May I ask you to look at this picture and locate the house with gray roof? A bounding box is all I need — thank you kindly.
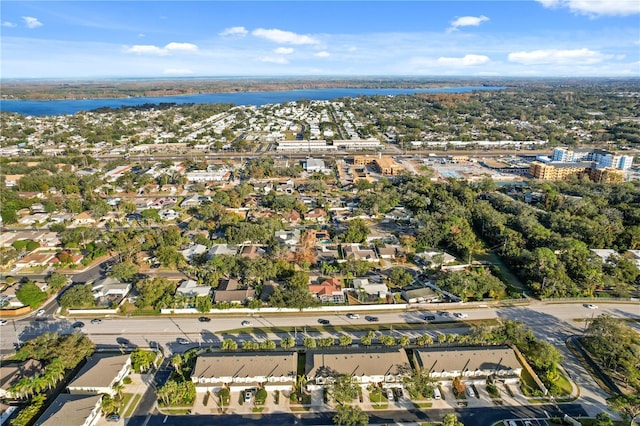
[91,277,131,299]
[176,279,212,298]
[191,352,297,392]
[34,394,101,426]
[413,346,522,385]
[0,359,43,399]
[67,354,131,396]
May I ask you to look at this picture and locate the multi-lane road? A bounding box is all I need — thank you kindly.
[4,300,637,356]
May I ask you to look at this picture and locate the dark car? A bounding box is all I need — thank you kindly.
[365,316,379,322]
[116,337,130,345]
[423,315,436,321]
[198,316,211,322]
[317,319,330,325]
[72,321,85,328]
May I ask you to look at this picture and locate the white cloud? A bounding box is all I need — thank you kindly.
[508,48,610,65]
[124,42,198,55]
[125,45,168,55]
[449,15,489,31]
[436,54,490,66]
[163,68,194,75]
[274,47,294,55]
[219,26,248,37]
[165,42,198,52]
[535,0,639,16]
[260,56,289,64]
[22,16,43,29]
[2,21,17,28]
[314,51,330,58]
[253,28,319,45]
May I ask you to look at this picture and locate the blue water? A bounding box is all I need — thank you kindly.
[0,86,503,116]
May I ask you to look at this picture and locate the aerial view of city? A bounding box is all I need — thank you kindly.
[0,1,639,426]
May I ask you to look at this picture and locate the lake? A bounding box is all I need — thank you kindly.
[0,86,504,116]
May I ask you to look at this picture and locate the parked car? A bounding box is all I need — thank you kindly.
[422,315,436,321]
[346,313,359,319]
[241,320,252,327]
[433,388,442,400]
[244,390,253,403]
[466,386,476,398]
[198,316,211,322]
[90,318,102,324]
[365,316,379,322]
[453,312,468,318]
[176,338,190,345]
[386,388,394,401]
[318,319,330,325]
[106,414,120,422]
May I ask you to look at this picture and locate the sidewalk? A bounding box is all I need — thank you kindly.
[94,373,150,425]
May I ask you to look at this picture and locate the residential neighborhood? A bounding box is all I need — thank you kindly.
[1,83,639,426]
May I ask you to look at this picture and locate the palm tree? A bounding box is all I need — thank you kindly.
[171,354,183,377]
[112,382,125,401]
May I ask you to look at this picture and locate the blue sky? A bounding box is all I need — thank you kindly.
[1,1,639,79]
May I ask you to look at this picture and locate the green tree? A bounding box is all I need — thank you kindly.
[443,413,465,426]
[388,267,413,288]
[331,374,359,404]
[338,335,353,346]
[221,338,238,351]
[342,218,369,243]
[332,404,369,426]
[608,394,640,426]
[403,370,435,399]
[59,284,94,309]
[303,337,317,349]
[108,261,139,281]
[280,337,295,349]
[195,296,213,313]
[16,281,47,309]
[46,273,68,292]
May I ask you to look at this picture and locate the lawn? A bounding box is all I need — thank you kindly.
[369,388,389,409]
[551,370,573,396]
[222,319,500,336]
[520,368,543,397]
[117,393,134,415]
[123,394,142,418]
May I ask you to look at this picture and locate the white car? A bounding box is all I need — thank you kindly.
[453,312,468,318]
[386,388,394,401]
[585,304,598,309]
[241,320,252,327]
[0,320,7,326]
[176,338,190,345]
[36,309,46,317]
[466,386,476,398]
[346,313,359,319]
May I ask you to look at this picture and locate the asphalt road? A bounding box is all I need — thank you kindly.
[4,302,639,355]
[124,404,586,426]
